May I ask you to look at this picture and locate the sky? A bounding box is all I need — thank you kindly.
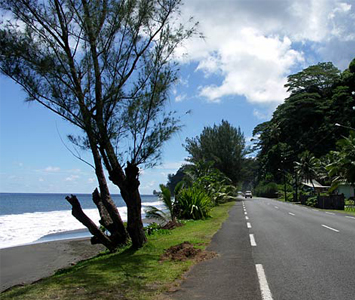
[0,0,354,195]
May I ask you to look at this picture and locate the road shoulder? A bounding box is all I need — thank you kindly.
[167,200,261,300]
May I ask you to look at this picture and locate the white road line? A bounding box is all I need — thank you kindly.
[288,212,295,216]
[345,216,355,220]
[249,234,257,246]
[274,206,279,209]
[322,224,339,232]
[245,216,249,220]
[256,264,273,300]
[247,222,252,228]
[325,212,335,215]
[244,211,248,215]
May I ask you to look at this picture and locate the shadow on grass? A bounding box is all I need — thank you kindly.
[2,245,162,300]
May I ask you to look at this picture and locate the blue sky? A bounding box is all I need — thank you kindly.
[1,0,354,194]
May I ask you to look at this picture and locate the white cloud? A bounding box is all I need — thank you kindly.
[175,94,187,102]
[45,166,60,172]
[253,109,271,121]
[176,0,354,104]
[65,175,79,181]
[198,28,304,104]
[157,161,184,170]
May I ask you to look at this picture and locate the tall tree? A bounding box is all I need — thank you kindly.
[184,120,246,184]
[0,0,197,249]
[327,131,355,186]
[253,59,355,182]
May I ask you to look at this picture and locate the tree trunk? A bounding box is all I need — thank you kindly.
[92,189,128,246]
[120,162,147,249]
[66,195,116,252]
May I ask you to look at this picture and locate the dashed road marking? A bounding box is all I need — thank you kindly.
[322,224,339,232]
[247,222,252,228]
[345,216,355,220]
[274,206,279,209]
[244,211,248,215]
[245,216,249,220]
[256,264,273,300]
[288,212,295,216]
[249,234,257,246]
[325,212,335,215]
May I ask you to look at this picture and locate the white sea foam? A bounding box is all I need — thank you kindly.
[0,201,164,249]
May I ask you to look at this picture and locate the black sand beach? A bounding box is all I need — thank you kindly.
[0,238,105,292]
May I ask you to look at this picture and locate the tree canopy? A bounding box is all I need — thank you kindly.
[0,0,197,249]
[253,59,355,182]
[184,120,247,184]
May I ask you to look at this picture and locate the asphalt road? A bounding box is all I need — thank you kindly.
[170,198,355,300]
[246,197,355,300]
[171,199,261,300]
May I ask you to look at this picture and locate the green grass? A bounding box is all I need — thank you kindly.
[2,201,235,300]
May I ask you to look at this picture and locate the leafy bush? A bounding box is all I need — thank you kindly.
[175,186,212,220]
[144,223,171,236]
[306,196,318,207]
[254,182,279,198]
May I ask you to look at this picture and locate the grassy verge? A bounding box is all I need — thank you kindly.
[2,201,235,300]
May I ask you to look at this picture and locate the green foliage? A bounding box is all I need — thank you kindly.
[175,186,212,220]
[145,184,177,224]
[327,131,355,186]
[285,62,341,96]
[295,151,319,185]
[306,196,318,207]
[254,181,279,198]
[144,223,171,236]
[253,59,354,182]
[185,120,247,184]
[180,161,237,205]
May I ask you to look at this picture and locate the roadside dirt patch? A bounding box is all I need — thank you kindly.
[161,242,218,262]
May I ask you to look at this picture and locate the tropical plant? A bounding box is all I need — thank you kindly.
[145,184,177,224]
[175,186,212,220]
[295,151,319,191]
[327,131,355,187]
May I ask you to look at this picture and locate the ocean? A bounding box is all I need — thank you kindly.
[0,193,162,249]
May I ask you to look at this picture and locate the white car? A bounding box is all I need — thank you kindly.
[245,191,253,198]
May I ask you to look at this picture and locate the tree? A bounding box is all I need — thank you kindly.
[295,151,319,192]
[327,131,355,186]
[0,0,197,249]
[166,165,189,195]
[184,120,246,184]
[285,62,341,96]
[253,59,354,182]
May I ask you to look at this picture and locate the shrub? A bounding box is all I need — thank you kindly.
[254,182,279,198]
[306,196,318,207]
[175,186,212,220]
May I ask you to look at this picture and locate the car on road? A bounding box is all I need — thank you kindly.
[245,191,253,198]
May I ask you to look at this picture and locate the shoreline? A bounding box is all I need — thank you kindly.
[0,218,158,250]
[0,219,159,292]
[0,237,105,292]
